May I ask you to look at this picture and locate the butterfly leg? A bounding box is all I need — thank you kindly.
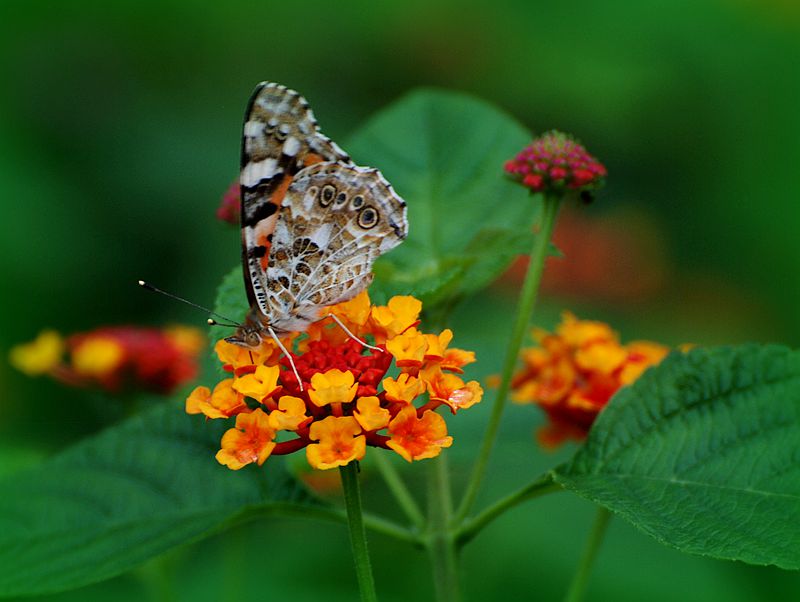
[267,327,305,392]
[325,313,383,353]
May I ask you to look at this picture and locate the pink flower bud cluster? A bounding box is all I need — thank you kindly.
[505,131,606,194]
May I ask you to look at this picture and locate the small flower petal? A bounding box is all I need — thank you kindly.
[187,378,248,419]
[233,365,281,402]
[306,416,366,470]
[216,409,276,470]
[308,369,358,406]
[354,396,391,431]
[370,296,422,341]
[386,328,428,368]
[382,373,426,404]
[387,406,453,462]
[269,395,311,431]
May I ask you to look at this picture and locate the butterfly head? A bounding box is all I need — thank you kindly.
[225,327,262,348]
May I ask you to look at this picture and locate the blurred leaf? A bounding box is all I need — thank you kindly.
[554,345,800,570]
[210,265,248,349]
[0,401,322,597]
[346,88,537,313]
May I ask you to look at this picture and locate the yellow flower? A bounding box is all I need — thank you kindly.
[308,369,358,407]
[382,373,425,404]
[216,409,276,470]
[233,365,281,402]
[269,395,311,431]
[386,327,428,368]
[9,330,64,376]
[387,405,453,462]
[214,339,279,373]
[306,416,366,470]
[369,296,422,341]
[354,396,391,431]
[71,337,125,378]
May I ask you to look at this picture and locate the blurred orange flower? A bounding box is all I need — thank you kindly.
[511,312,670,448]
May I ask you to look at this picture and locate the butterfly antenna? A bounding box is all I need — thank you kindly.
[138,280,242,327]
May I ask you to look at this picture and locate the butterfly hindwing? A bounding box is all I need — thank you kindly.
[240,82,352,313]
[263,162,408,333]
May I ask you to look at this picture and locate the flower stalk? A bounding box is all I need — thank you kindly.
[427,453,461,602]
[456,192,563,523]
[563,506,612,602]
[340,462,379,602]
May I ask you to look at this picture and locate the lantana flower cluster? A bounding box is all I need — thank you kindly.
[504,130,607,194]
[10,326,204,394]
[187,291,482,471]
[511,312,669,448]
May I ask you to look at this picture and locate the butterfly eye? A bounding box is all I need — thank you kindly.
[320,185,336,206]
[350,195,365,209]
[358,206,379,229]
[335,192,348,206]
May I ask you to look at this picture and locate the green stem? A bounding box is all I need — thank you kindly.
[456,473,561,546]
[563,507,612,602]
[455,193,563,523]
[340,462,379,602]
[373,451,426,532]
[427,452,461,602]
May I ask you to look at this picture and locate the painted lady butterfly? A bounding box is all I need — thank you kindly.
[227,82,408,359]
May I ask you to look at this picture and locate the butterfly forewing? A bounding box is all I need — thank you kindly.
[240,82,352,313]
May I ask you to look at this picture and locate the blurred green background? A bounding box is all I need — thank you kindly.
[2,0,799,600]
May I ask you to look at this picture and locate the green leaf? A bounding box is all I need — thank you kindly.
[0,401,322,597]
[553,345,800,570]
[346,88,537,311]
[210,265,248,345]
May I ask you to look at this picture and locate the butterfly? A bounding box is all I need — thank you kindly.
[225,82,408,366]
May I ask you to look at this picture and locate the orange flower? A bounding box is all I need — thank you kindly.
[188,292,480,470]
[387,405,453,462]
[186,379,248,419]
[512,312,671,448]
[306,416,366,470]
[216,409,276,470]
[422,367,484,413]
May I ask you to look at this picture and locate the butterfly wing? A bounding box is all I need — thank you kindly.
[263,162,408,333]
[240,82,352,313]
